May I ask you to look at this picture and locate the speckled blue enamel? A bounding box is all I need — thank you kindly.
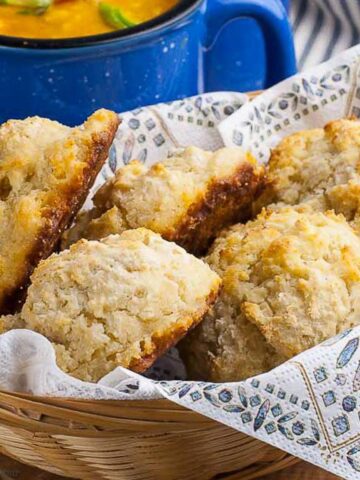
[0,0,296,125]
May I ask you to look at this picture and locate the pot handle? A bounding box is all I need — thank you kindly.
[204,0,297,89]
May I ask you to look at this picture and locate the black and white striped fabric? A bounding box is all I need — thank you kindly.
[290,0,360,70]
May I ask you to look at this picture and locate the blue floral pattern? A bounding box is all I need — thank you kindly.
[155,325,360,479]
[158,377,322,446]
[219,45,360,164]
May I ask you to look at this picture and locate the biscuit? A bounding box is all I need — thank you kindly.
[61,206,126,248]
[19,229,221,382]
[0,109,119,314]
[62,146,265,254]
[180,296,286,382]
[0,314,24,333]
[180,206,360,380]
[257,119,360,225]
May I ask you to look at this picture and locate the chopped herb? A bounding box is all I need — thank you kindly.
[0,0,51,7]
[17,6,48,14]
[99,2,136,30]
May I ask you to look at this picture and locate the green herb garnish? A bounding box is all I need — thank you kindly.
[17,6,48,14]
[99,2,136,29]
[0,0,51,6]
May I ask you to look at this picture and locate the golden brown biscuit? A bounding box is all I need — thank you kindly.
[0,314,24,333]
[0,109,120,314]
[62,146,265,254]
[180,296,286,382]
[18,229,221,382]
[61,206,126,248]
[257,119,360,226]
[180,206,360,381]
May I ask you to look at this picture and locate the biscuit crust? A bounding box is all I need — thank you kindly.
[19,229,221,382]
[180,205,360,381]
[257,118,360,224]
[180,297,286,382]
[165,161,264,254]
[61,206,126,249]
[0,109,119,314]
[62,146,265,255]
[129,285,219,373]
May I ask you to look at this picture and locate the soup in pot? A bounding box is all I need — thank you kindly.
[0,0,179,39]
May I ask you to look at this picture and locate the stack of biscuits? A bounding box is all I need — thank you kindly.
[1,110,360,384]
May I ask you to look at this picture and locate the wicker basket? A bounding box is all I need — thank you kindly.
[0,90,299,479]
[0,391,298,479]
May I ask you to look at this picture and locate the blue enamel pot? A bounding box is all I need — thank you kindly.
[0,0,296,125]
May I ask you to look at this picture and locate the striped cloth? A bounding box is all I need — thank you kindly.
[290,0,360,70]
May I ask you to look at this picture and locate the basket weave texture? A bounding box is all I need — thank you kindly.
[0,90,299,479]
[0,392,298,479]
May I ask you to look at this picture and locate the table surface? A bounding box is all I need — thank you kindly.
[0,455,340,479]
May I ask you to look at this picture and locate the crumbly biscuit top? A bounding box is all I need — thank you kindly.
[0,314,24,333]
[181,293,286,382]
[93,146,260,236]
[0,109,119,312]
[263,119,360,217]
[21,229,220,381]
[61,206,126,249]
[0,109,117,198]
[207,206,360,358]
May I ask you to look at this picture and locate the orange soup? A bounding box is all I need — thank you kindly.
[0,0,179,39]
